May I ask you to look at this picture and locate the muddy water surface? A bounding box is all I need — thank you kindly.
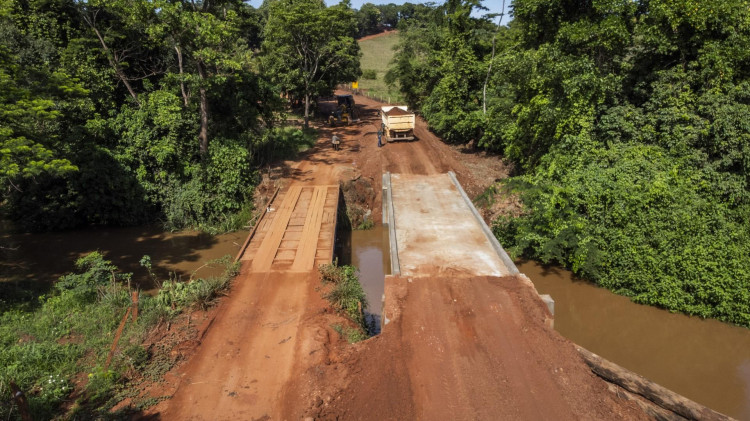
[1,225,249,293]
[347,225,390,333]
[518,260,750,420]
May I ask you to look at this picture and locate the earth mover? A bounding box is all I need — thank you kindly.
[380,105,415,142]
[329,94,357,126]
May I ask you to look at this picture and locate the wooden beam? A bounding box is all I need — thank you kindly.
[577,347,732,421]
[292,186,328,272]
[251,186,303,272]
[235,187,280,262]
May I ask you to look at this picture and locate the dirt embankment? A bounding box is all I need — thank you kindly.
[283,274,648,420]
[357,30,398,42]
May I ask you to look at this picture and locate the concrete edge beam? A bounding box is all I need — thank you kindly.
[447,171,519,275]
[384,172,401,275]
[539,294,555,317]
[382,173,389,225]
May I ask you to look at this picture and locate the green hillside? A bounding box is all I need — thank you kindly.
[357,32,404,103]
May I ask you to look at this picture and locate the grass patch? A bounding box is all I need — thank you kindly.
[357,32,404,103]
[331,323,368,343]
[0,252,239,419]
[319,263,368,328]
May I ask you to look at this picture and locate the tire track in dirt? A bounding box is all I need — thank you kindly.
[160,271,311,420]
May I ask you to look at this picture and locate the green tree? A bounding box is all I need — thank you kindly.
[379,3,400,28]
[261,0,361,128]
[146,0,254,155]
[0,17,78,193]
[356,3,381,37]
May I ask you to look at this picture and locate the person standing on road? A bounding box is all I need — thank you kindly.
[377,124,384,148]
[331,134,341,150]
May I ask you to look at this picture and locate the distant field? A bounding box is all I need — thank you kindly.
[357,31,404,103]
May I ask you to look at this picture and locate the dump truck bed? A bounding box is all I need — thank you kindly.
[381,106,416,141]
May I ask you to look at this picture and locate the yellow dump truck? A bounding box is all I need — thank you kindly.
[380,106,415,142]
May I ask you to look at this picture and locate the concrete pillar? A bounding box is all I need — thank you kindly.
[540,294,554,316]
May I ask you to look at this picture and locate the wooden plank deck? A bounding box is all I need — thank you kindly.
[243,185,339,273]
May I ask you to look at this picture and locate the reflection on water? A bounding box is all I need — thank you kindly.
[345,225,390,334]
[518,260,750,420]
[1,225,249,294]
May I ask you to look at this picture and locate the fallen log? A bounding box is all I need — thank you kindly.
[576,346,733,421]
[606,383,687,421]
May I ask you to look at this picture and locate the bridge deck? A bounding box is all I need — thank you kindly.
[390,173,511,277]
[242,185,338,272]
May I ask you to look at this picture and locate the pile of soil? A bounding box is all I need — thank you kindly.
[283,274,648,420]
[341,176,377,228]
[384,106,411,116]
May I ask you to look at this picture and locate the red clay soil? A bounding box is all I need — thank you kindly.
[384,106,411,116]
[282,275,648,420]
[357,30,398,42]
[134,92,647,420]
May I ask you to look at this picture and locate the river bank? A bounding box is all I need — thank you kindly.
[519,260,750,420]
[1,225,249,296]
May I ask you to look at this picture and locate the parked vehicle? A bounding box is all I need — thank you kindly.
[380,106,415,142]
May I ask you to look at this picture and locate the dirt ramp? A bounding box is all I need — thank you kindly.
[311,274,647,420]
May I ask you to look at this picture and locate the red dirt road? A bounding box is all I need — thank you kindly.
[161,271,311,420]
[147,92,647,420]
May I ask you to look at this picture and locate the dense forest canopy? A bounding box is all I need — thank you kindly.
[0,0,360,232]
[386,0,750,326]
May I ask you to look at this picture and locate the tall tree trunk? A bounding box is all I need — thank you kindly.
[82,13,140,106]
[175,45,189,107]
[304,93,310,129]
[197,61,209,155]
[482,0,505,115]
[482,33,496,115]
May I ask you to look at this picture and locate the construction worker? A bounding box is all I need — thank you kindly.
[331,134,341,150]
[377,125,383,147]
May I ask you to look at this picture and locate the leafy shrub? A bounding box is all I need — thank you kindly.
[154,256,239,313]
[361,69,377,80]
[495,144,750,326]
[319,263,368,327]
[252,126,317,165]
[162,139,255,233]
[0,253,132,419]
[0,253,240,419]
[331,323,368,343]
[56,252,131,303]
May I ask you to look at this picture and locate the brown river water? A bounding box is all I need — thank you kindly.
[340,225,391,333]
[3,223,748,419]
[518,260,750,420]
[0,225,249,294]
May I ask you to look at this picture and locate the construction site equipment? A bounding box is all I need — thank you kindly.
[381,106,415,142]
[329,94,357,126]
